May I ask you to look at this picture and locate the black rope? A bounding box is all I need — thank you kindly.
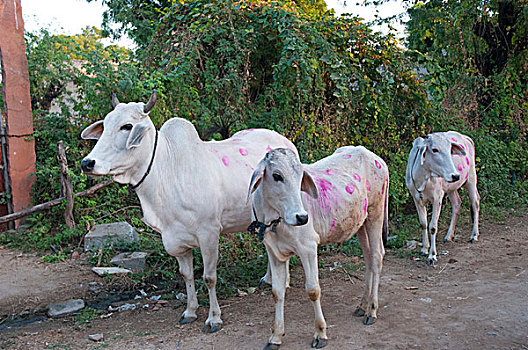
[248,206,281,241]
[131,129,159,190]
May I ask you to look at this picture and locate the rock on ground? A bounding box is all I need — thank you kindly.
[111,251,148,272]
[84,222,138,251]
[47,299,85,318]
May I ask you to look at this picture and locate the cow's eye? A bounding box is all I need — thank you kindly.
[272,173,284,182]
[120,123,133,131]
[432,148,439,153]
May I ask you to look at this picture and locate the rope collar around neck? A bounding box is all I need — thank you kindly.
[131,129,159,190]
[248,206,281,241]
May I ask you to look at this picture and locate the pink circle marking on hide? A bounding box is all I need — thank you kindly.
[466,157,470,166]
[239,148,248,156]
[342,154,352,159]
[222,156,230,167]
[266,145,272,152]
[325,169,335,176]
[345,183,356,195]
[457,164,463,172]
[375,160,382,169]
[366,179,371,192]
[317,178,333,191]
[353,173,361,182]
[363,198,368,215]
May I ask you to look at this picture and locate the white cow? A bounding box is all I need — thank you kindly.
[405,131,480,265]
[80,91,298,333]
[248,147,389,350]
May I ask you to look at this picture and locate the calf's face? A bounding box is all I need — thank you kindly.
[248,149,318,226]
[421,134,466,183]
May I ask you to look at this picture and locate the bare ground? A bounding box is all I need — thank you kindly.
[0,214,527,350]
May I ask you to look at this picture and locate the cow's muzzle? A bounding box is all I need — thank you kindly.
[81,158,96,173]
[295,214,308,226]
[448,174,460,182]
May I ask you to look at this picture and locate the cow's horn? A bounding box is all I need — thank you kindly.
[144,90,157,113]
[111,93,120,108]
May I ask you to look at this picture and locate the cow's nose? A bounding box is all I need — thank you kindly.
[81,158,96,172]
[296,214,308,226]
[451,174,460,182]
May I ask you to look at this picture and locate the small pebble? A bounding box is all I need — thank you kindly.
[88,334,104,342]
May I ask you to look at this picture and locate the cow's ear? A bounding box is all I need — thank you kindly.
[247,159,266,202]
[301,170,318,199]
[81,121,104,140]
[451,143,466,156]
[420,146,427,165]
[126,121,149,149]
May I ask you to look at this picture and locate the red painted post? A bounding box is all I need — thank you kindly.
[0,0,37,227]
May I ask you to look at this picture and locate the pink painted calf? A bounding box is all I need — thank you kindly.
[405,131,480,265]
[248,147,389,349]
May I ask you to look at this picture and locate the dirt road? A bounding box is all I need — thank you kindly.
[0,214,527,349]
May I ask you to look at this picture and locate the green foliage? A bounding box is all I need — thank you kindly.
[12,0,528,302]
[76,307,103,326]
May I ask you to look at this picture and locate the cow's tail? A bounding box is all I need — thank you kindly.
[382,179,389,247]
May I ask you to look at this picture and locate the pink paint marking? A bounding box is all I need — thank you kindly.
[451,137,458,142]
[325,169,335,176]
[231,138,242,142]
[363,198,368,215]
[457,164,463,172]
[381,181,386,195]
[239,148,248,156]
[465,172,469,180]
[345,182,356,195]
[266,145,272,152]
[342,154,352,159]
[329,218,337,234]
[316,178,334,212]
[222,156,230,167]
[335,149,344,153]
[466,157,470,166]
[353,173,361,182]
[366,179,371,192]
[375,160,382,169]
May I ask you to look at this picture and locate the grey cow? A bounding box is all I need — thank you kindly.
[405,131,480,265]
[248,147,389,349]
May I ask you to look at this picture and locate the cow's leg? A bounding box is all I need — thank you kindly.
[413,198,429,256]
[354,226,371,318]
[177,250,198,325]
[444,191,461,242]
[362,214,385,325]
[265,250,288,350]
[200,239,223,333]
[298,244,327,348]
[427,193,443,265]
[466,179,480,242]
[261,258,290,288]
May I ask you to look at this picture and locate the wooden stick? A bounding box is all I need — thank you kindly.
[0,179,114,225]
[57,141,75,229]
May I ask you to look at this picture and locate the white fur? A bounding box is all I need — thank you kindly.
[249,147,389,347]
[82,100,298,331]
[405,131,480,265]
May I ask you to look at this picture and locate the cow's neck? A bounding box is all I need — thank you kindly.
[132,132,205,231]
[411,161,431,193]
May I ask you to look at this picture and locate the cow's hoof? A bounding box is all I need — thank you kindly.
[426,257,437,266]
[264,342,281,350]
[202,322,222,334]
[258,278,271,289]
[443,237,452,243]
[363,315,377,325]
[178,315,197,325]
[353,306,365,317]
[419,250,428,256]
[468,237,478,243]
[311,336,328,348]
